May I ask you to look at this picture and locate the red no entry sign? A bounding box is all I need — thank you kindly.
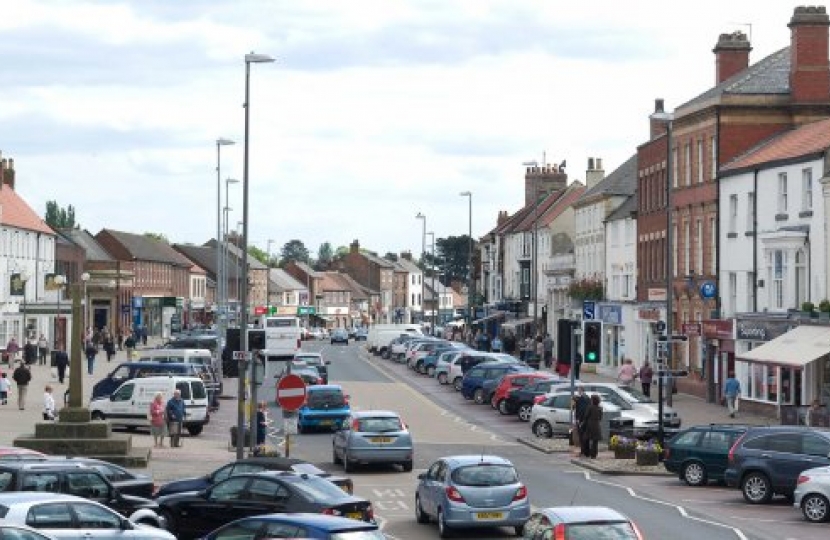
[276,374,307,411]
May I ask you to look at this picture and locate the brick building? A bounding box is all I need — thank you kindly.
[336,240,394,323]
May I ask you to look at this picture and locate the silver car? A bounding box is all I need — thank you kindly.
[0,523,56,540]
[0,492,174,539]
[530,392,622,438]
[333,410,414,472]
[415,455,530,537]
[794,465,830,523]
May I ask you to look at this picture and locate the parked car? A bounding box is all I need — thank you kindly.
[461,363,533,404]
[294,352,330,384]
[0,492,175,539]
[417,343,466,376]
[530,391,622,438]
[724,426,830,504]
[354,328,368,341]
[330,328,349,345]
[502,378,571,421]
[200,513,386,540]
[492,372,555,411]
[278,362,323,386]
[794,465,830,523]
[415,455,530,537]
[298,385,351,433]
[407,341,450,370]
[156,472,374,539]
[663,424,750,486]
[17,457,156,498]
[522,506,643,539]
[154,457,353,498]
[449,353,517,391]
[0,523,56,540]
[333,411,414,473]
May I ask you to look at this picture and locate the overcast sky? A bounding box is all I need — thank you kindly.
[5,0,808,258]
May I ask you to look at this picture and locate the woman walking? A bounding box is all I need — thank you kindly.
[149,392,166,448]
[581,394,603,459]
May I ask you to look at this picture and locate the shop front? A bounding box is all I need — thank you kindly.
[634,304,666,370]
[701,319,735,403]
[595,303,623,376]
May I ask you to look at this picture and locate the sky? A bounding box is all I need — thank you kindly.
[3,0,812,258]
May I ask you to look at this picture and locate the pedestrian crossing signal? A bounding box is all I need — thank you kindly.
[583,321,602,363]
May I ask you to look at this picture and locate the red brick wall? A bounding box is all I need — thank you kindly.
[791,25,830,103]
[636,133,669,302]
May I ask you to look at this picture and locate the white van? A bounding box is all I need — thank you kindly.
[90,376,210,436]
[367,324,423,353]
[136,348,221,408]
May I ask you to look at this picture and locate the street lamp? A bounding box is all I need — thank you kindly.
[216,138,235,351]
[415,212,426,324]
[427,232,437,335]
[459,191,472,324]
[223,177,240,331]
[266,239,275,312]
[53,275,66,350]
[80,272,90,337]
[238,51,275,460]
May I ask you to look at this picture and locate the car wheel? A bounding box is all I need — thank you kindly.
[333,445,342,465]
[416,361,425,374]
[473,388,485,404]
[402,459,413,472]
[742,472,773,504]
[186,425,203,436]
[518,403,533,422]
[453,377,463,391]
[160,510,176,534]
[91,411,105,421]
[438,373,448,384]
[514,525,524,537]
[498,400,510,415]
[415,494,429,524]
[802,493,830,523]
[438,507,453,538]
[427,366,436,377]
[682,462,707,487]
[532,419,553,438]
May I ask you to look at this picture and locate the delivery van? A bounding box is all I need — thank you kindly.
[367,324,423,354]
[136,348,221,408]
[90,376,210,436]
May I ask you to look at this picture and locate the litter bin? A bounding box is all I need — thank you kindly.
[609,417,634,440]
[229,425,252,447]
[601,410,621,442]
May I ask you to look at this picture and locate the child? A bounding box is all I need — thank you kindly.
[43,385,56,421]
[0,373,9,405]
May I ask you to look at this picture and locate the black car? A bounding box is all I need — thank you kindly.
[330,328,349,345]
[663,424,749,486]
[14,456,155,498]
[0,461,163,527]
[156,471,373,539]
[154,457,354,498]
[724,426,830,504]
[502,378,570,421]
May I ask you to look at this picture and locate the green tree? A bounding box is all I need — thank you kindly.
[280,239,310,266]
[436,235,475,284]
[316,242,334,270]
[144,232,169,243]
[383,252,398,262]
[249,245,269,266]
[44,200,76,229]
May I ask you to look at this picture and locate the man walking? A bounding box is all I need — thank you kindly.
[724,371,741,418]
[639,361,654,398]
[12,362,31,410]
[54,347,69,384]
[165,389,186,448]
[37,334,49,366]
[543,333,554,369]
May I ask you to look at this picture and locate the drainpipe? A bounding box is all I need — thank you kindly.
[752,169,759,312]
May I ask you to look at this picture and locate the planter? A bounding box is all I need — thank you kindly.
[635,450,660,466]
[613,447,636,459]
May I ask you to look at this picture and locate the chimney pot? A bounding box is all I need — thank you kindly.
[654,98,664,113]
[588,157,595,170]
[713,30,752,84]
[788,5,830,103]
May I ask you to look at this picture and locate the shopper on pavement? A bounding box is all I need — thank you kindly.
[12,362,31,410]
[103,333,116,362]
[124,333,136,360]
[543,333,554,368]
[165,389,186,448]
[84,341,97,375]
[617,358,637,389]
[23,339,37,366]
[149,392,167,448]
[37,335,49,366]
[581,394,603,459]
[256,401,268,446]
[639,361,654,397]
[573,387,591,457]
[724,371,741,418]
[54,348,69,384]
[43,385,56,421]
[5,337,20,365]
[0,373,10,405]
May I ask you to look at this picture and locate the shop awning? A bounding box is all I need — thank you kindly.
[502,317,535,329]
[472,311,506,325]
[738,325,830,367]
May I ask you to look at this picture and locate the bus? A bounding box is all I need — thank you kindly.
[254,315,303,360]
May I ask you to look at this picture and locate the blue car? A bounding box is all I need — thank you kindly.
[200,513,385,539]
[298,385,351,433]
[461,363,531,404]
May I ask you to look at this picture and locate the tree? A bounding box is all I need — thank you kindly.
[280,239,310,266]
[44,201,76,229]
[248,246,269,266]
[144,232,169,243]
[316,242,334,270]
[436,235,475,285]
[383,252,398,262]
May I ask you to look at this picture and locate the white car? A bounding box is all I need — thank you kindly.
[530,391,623,438]
[0,492,174,539]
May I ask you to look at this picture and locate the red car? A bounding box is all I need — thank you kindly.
[491,372,555,413]
[0,446,46,460]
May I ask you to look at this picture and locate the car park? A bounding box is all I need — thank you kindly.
[156,472,374,539]
[154,457,353,498]
[794,465,830,523]
[0,492,175,539]
[295,351,331,383]
[201,513,386,540]
[530,391,622,438]
[493,372,556,413]
[663,424,749,486]
[298,385,351,433]
[522,506,643,539]
[333,410,414,473]
[502,378,571,421]
[461,363,532,404]
[330,328,349,345]
[415,455,530,537]
[724,426,830,504]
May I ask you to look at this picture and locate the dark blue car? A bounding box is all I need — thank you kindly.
[461,363,530,404]
[200,513,385,539]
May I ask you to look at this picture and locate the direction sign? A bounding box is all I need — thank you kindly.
[232,351,251,361]
[276,374,308,411]
[583,300,596,321]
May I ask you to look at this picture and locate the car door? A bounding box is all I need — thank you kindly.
[419,460,443,517]
[64,471,113,508]
[333,415,353,458]
[108,382,136,425]
[178,476,252,538]
[699,430,737,479]
[788,433,830,491]
[70,501,130,540]
[244,478,290,515]
[550,395,573,433]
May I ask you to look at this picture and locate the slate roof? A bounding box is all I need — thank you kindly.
[605,193,638,222]
[574,154,638,206]
[173,244,241,279]
[363,251,395,268]
[61,229,112,261]
[225,242,267,270]
[0,185,54,234]
[269,268,306,292]
[339,273,369,301]
[678,47,791,111]
[320,271,351,292]
[99,229,192,266]
[721,117,830,175]
[395,257,422,274]
[293,261,324,278]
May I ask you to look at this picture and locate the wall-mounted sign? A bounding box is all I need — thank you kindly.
[736,318,795,342]
[700,282,717,299]
[9,273,24,296]
[647,288,667,302]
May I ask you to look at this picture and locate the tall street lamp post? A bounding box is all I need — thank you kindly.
[80,272,90,336]
[459,191,473,324]
[427,232,436,335]
[53,275,66,350]
[224,178,239,325]
[216,138,235,353]
[415,212,426,324]
[266,239,275,312]
[237,51,275,460]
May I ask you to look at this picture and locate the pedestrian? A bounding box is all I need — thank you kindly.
[12,362,31,410]
[573,387,591,457]
[124,333,136,360]
[53,347,69,384]
[256,401,268,447]
[723,371,741,418]
[141,326,148,346]
[503,331,516,357]
[103,333,115,362]
[84,341,98,375]
[807,399,826,427]
[581,394,603,459]
[149,392,167,448]
[543,333,554,368]
[23,339,37,366]
[535,337,544,367]
[43,385,56,421]
[0,372,10,405]
[491,333,502,353]
[639,361,654,398]
[37,334,49,366]
[116,328,124,351]
[5,337,20,365]
[165,389,186,448]
[617,358,637,389]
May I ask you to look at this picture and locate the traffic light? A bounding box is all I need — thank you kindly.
[556,319,577,365]
[583,321,602,363]
[248,329,266,351]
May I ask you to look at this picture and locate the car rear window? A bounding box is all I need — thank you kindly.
[357,417,403,433]
[191,382,207,400]
[451,464,518,487]
[565,522,639,539]
[291,476,351,501]
[307,389,346,408]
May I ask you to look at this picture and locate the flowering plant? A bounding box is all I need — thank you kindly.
[635,439,663,454]
[609,435,636,451]
[252,444,281,457]
[567,278,604,300]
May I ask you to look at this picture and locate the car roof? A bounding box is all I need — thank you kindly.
[538,506,631,523]
[0,461,96,471]
[235,512,378,531]
[307,384,343,392]
[444,455,514,467]
[0,492,86,503]
[350,410,400,419]
[744,425,830,436]
[294,352,323,359]
[235,457,309,468]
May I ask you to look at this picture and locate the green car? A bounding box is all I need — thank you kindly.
[663,424,749,486]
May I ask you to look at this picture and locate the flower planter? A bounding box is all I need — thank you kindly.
[635,450,660,466]
[613,447,635,459]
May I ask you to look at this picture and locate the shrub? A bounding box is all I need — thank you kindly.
[635,439,663,454]
[819,300,830,313]
[802,301,816,313]
[609,435,636,451]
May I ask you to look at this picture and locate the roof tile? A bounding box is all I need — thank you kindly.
[721,117,830,173]
[0,186,54,235]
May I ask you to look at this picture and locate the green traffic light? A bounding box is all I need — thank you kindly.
[587,353,596,361]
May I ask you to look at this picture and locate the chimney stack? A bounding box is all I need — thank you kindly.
[350,239,360,254]
[789,6,830,103]
[400,251,412,261]
[713,31,752,84]
[0,153,15,190]
[649,98,670,139]
[524,163,567,206]
[585,157,605,189]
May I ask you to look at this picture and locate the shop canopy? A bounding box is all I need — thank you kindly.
[472,311,506,325]
[502,317,535,329]
[738,325,830,368]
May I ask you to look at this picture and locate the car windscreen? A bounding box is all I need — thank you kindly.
[564,522,639,539]
[356,416,403,433]
[296,356,323,366]
[451,464,518,487]
[307,389,346,408]
[331,532,386,540]
[290,476,351,501]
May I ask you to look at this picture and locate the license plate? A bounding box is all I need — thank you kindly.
[346,512,363,519]
[477,512,504,520]
[319,420,333,426]
[369,437,393,443]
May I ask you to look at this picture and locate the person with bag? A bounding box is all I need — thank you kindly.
[84,341,98,375]
[149,392,167,448]
[165,389,186,448]
[572,387,591,457]
[12,362,31,410]
[617,358,637,389]
[43,385,56,421]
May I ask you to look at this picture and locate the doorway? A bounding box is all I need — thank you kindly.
[93,307,109,331]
